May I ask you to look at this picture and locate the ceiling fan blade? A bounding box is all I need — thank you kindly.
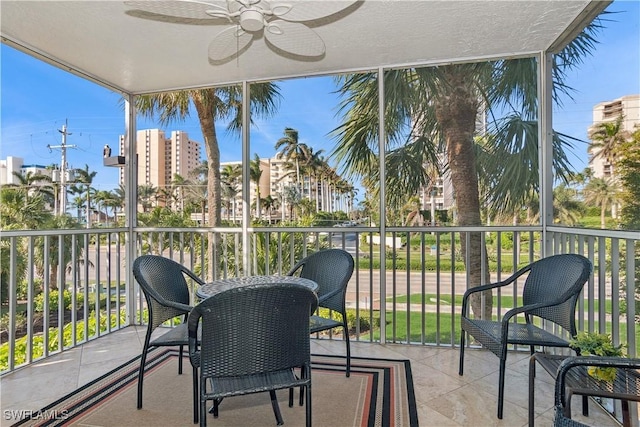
[270,0,359,22]
[208,26,253,61]
[264,21,324,57]
[124,0,229,20]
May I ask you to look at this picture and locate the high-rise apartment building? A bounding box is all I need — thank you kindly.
[588,94,640,180]
[118,129,202,207]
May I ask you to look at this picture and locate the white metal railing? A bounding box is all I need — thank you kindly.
[1,225,637,374]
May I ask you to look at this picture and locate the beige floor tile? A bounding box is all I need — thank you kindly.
[1,327,633,427]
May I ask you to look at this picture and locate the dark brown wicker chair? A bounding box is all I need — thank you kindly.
[458,253,592,419]
[552,356,640,427]
[287,249,355,376]
[133,255,205,423]
[188,282,318,427]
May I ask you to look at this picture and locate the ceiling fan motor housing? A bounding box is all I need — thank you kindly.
[240,8,264,32]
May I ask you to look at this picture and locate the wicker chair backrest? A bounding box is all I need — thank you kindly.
[287,249,354,312]
[191,283,318,378]
[133,255,192,329]
[522,254,592,334]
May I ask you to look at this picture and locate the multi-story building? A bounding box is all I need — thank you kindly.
[416,152,455,225]
[0,156,55,185]
[588,94,640,180]
[0,156,74,215]
[118,129,202,207]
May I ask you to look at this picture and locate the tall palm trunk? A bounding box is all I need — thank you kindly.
[434,66,492,319]
[193,93,221,281]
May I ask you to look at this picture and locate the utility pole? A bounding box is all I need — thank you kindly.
[47,120,76,216]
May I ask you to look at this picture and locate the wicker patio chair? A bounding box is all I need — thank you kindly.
[133,254,205,423]
[187,282,318,427]
[287,249,355,377]
[458,253,592,419]
[553,355,640,427]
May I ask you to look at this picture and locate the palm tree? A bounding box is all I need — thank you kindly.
[111,185,126,220]
[185,162,209,223]
[589,115,631,169]
[74,165,98,228]
[7,171,55,210]
[137,184,157,213]
[221,164,242,223]
[589,116,632,218]
[156,187,172,208]
[100,190,122,226]
[135,84,280,279]
[583,177,620,228]
[275,127,307,188]
[618,127,640,228]
[249,154,263,219]
[170,173,189,211]
[261,195,277,223]
[404,196,426,227]
[33,214,83,290]
[332,23,603,318]
[553,184,583,226]
[282,184,302,220]
[93,190,114,225]
[67,187,84,220]
[0,184,52,230]
[299,145,324,204]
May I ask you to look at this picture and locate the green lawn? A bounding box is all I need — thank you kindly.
[391,293,615,314]
[368,309,640,354]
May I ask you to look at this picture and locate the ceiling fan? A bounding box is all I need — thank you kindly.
[124,0,358,62]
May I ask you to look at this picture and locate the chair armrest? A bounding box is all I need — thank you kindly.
[164,300,193,313]
[500,299,569,324]
[182,267,206,287]
[461,265,532,316]
[318,288,342,304]
[555,356,640,407]
[137,281,192,315]
[286,260,304,277]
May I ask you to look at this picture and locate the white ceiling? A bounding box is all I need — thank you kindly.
[1,1,609,95]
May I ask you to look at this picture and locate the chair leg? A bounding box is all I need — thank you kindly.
[137,344,151,409]
[565,390,574,418]
[528,355,536,427]
[178,345,184,375]
[497,357,506,419]
[192,366,199,424]
[581,395,589,416]
[212,399,220,418]
[344,327,351,377]
[458,330,466,376]
[299,366,306,406]
[269,390,284,426]
[305,383,312,427]
[303,366,312,427]
[200,396,207,427]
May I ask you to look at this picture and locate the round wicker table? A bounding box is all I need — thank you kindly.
[196,275,318,299]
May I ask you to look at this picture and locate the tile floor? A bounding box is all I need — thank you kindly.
[1,327,623,427]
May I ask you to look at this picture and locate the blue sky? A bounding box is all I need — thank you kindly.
[1,0,639,198]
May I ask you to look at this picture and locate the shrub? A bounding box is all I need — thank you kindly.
[0,309,126,372]
[33,290,85,312]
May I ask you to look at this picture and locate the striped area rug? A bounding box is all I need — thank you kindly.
[13,349,418,427]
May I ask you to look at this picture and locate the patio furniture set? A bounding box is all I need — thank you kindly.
[135,251,639,427]
[134,249,354,427]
